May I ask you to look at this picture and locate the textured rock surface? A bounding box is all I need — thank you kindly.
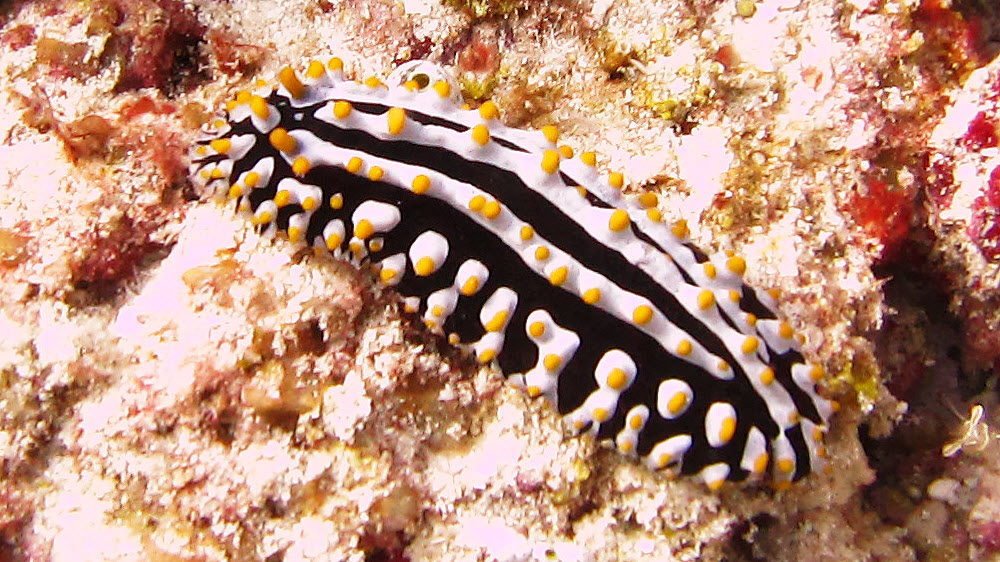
[0,0,998,560]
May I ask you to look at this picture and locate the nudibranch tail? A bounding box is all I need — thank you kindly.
[189,58,834,488]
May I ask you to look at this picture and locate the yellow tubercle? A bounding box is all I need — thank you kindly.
[548,266,568,286]
[779,322,795,339]
[306,60,325,79]
[269,128,297,153]
[485,310,508,332]
[671,219,689,239]
[726,255,747,276]
[209,138,231,155]
[676,339,693,356]
[411,174,430,194]
[582,288,601,304]
[753,453,770,474]
[666,392,688,415]
[387,107,406,136]
[542,354,562,371]
[472,124,490,146]
[328,57,344,71]
[609,172,625,190]
[638,192,658,208]
[346,156,363,174]
[250,96,270,120]
[697,289,715,310]
[632,305,653,325]
[354,219,375,239]
[468,195,486,212]
[478,101,499,120]
[519,225,534,241]
[608,209,630,232]
[433,80,451,98]
[558,145,574,159]
[414,256,436,276]
[330,193,344,209]
[348,240,364,257]
[607,368,627,390]
[460,277,480,296]
[292,157,311,176]
[653,453,672,470]
[528,321,545,338]
[703,262,717,279]
[741,336,759,355]
[333,100,352,119]
[718,418,736,444]
[273,190,291,208]
[481,200,501,219]
[477,348,496,364]
[759,367,775,385]
[581,151,597,166]
[252,210,273,226]
[540,150,560,174]
[706,478,725,492]
[541,125,559,143]
[368,166,384,181]
[278,66,305,99]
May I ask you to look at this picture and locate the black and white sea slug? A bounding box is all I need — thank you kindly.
[189,58,835,489]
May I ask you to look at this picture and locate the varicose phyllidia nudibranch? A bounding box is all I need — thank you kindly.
[189,58,836,490]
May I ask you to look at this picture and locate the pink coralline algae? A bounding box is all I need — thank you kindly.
[973,164,1000,262]
[923,54,1000,371]
[927,65,1000,263]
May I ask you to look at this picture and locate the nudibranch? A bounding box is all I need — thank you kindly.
[189,59,834,489]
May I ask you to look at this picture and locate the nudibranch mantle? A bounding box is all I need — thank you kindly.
[189,58,833,489]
